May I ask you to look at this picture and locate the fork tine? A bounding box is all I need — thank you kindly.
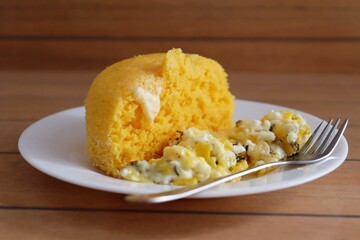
[314,118,340,155]
[298,120,325,155]
[309,119,333,154]
[322,119,348,156]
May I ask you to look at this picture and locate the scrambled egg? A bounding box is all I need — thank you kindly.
[119,110,311,185]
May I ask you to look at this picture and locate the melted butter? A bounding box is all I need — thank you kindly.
[133,86,161,123]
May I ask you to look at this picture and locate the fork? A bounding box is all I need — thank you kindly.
[125,118,348,204]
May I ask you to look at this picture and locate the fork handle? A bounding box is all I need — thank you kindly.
[125,161,291,204]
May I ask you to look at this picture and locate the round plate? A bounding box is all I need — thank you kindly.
[18,99,348,198]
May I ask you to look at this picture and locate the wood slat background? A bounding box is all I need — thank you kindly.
[1,0,360,72]
[1,1,360,239]
[1,71,360,239]
[1,71,359,157]
[2,210,358,239]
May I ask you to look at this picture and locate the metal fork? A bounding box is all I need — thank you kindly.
[125,118,348,204]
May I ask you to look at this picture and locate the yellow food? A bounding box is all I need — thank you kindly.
[85,48,234,177]
[120,110,311,185]
[262,110,311,156]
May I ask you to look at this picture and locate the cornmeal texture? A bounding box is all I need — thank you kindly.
[85,49,234,177]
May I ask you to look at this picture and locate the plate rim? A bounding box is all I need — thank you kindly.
[18,99,349,198]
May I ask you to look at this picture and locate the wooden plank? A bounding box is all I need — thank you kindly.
[1,120,359,158]
[0,121,29,153]
[1,95,358,123]
[0,209,359,240]
[229,73,360,102]
[1,154,359,215]
[1,0,360,38]
[1,71,360,101]
[1,40,360,73]
[1,71,358,155]
[0,71,96,98]
[1,71,359,158]
[0,96,83,121]
[344,129,360,160]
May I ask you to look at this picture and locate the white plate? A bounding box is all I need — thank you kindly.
[18,99,348,198]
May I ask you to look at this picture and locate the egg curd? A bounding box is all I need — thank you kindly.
[119,110,311,186]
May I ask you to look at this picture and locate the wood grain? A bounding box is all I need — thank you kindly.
[1,0,360,73]
[2,71,360,101]
[1,154,359,216]
[2,98,356,123]
[1,0,360,38]
[1,71,359,239]
[1,121,358,159]
[1,40,360,72]
[1,0,360,236]
[1,71,359,158]
[1,210,358,240]
[1,71,359,121]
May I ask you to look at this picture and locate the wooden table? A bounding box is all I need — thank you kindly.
[1,0,360,238]
[0,71,359,239]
